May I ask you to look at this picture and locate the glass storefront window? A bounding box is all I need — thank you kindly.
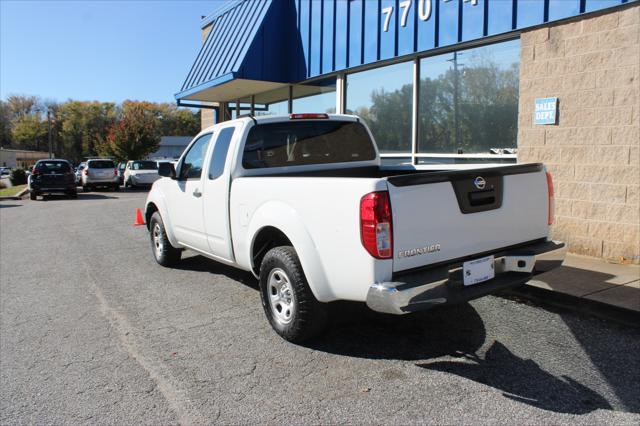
[292,78,336,114]
[254,86,290,117]
[418,39,520,154]
[346,61,413,153]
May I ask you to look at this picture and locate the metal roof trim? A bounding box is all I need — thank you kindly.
[174,72,236,100]
[178,0,279,101]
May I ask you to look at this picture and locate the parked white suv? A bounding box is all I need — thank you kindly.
[124,160,161,188]
[81,159,119,191]
[144,114,565,342]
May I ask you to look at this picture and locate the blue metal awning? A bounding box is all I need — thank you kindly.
[176,0,305,103]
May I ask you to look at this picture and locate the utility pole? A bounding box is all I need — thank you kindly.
[452,51,460,153]
[47,109,53,159]
[447,52,464,153]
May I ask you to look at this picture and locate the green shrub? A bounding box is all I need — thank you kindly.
[10,168,27,185]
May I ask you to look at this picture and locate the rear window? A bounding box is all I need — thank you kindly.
[242,121,376,169]
[131,161,157,170]
[36,161,71,172]
[88,160,115,169]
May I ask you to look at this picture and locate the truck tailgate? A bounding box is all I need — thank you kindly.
[387,164,550,273]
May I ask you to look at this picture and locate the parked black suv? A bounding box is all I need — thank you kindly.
[29,159,77,200]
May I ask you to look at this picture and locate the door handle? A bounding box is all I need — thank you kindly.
[192,188,202,198]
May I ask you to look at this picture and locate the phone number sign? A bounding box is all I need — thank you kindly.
[534,97,558,125]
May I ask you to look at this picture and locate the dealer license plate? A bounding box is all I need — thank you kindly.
[463,255,495,286]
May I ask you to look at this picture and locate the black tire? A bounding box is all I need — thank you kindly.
[83,185,90,192]
[68,191,78,199]
[259,246,328,343]
[125,179,132,189]
[112,184,120,192]
[149,212,181,267]
[29,191,37,201]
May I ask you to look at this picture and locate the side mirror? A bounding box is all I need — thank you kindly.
[158,162,176,179]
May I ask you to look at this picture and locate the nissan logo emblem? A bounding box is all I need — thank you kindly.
[474,176,486,190]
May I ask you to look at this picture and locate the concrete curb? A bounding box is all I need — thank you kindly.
[0,187,28,201]
[502,284,640,329]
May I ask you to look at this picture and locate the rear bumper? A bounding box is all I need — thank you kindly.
[130,175,159,186]
[83,176,119,185]
[30,184,76,193]
[366,240,565,315]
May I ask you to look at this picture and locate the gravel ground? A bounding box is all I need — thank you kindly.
[1,191,639,424]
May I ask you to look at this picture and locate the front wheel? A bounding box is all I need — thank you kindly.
[259,246,328,343]
[149,212,181,267]
[29,191,37,201]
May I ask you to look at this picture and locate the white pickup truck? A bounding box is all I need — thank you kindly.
[144,113,565,342]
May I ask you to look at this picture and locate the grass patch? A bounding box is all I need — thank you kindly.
[0,184,27,197]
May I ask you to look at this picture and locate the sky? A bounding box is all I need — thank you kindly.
[1,0,229,104]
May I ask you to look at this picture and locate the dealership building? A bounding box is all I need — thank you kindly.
[177,0,639,262]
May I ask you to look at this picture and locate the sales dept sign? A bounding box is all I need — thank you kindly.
[534,97,558,125]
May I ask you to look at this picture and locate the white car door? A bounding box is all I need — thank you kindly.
[165,132,213,252]
[202,125,238,261]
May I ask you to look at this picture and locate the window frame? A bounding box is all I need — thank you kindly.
[208,126,236,180]
[177,132,213,181]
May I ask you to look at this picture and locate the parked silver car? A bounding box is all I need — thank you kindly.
[81,159,120,191]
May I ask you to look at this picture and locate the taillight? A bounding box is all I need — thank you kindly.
[289,113,329,120]
[114,169,118,176]
[546,171,555,225]
[31,167,39,175]
[83,169,89,175]
[360,191,393,259]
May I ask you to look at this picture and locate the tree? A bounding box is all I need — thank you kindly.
[98,101,161,161]
[154,103,200,136]
[58,101,116,163]
[6,95,41,118]
[0,101,12,148]
[11,114,47,150]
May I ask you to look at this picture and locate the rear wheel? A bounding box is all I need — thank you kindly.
[149,212,181,267]
[82,185,91,192]
[112,184,120,192]
[259,246,327,343]
[68,190,77,199]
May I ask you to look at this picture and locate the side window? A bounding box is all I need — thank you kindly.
[179,133,213,180]
[208,127,235,180]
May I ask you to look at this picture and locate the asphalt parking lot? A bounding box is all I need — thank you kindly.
[1,191,639,424]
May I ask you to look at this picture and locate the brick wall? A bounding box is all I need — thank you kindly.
[518,4,639,263]
[200,23,215,129]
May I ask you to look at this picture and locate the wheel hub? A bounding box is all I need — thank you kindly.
[152,223,164,258]
[267,268,295,325]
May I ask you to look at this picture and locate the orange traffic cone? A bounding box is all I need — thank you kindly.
[134,208,145,226]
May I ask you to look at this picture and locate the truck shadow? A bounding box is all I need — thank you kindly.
[310,302,612,415]
[417,341,611,415]
[175,254,258,290]
[317,301,487,361]
[175,254,615,416]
